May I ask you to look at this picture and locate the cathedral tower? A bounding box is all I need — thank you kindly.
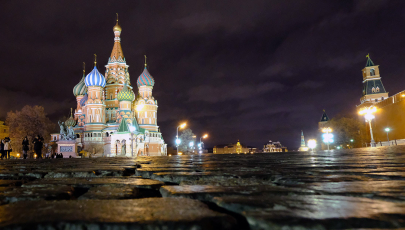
[135,57,159,132]
[84,55,106,132]
[359,54,389,107]
[117,83,135,124]
[104,15,131,123]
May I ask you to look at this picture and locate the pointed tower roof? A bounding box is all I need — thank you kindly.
[365,54,375,67]
[110,14,124,63]
[320,110,329,122]
[117,117,130,133]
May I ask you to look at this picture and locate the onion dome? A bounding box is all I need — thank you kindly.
[73,73,87,96]
[65,109,76,127]
[85,66,106,87]
[137,67,155,87]
[80,94,88,107]
[113,20,122,32]
[117,83,135,101]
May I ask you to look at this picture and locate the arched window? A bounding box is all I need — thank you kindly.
[370,69,375,76]
[76,134,80,138]
[106,132,109,137]
[110,95,112,100]
[376,86,380,92]
[372,87,376,93]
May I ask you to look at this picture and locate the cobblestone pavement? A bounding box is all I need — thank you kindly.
[1,146,405,229]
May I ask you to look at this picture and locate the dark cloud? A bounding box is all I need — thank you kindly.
[1,0,405,149]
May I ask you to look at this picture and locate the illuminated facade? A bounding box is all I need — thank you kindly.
[60,18,167,156]
[213,140,249,154]
[263,140,288,152]
[0,121,9,140]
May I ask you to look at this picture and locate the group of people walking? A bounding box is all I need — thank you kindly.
[1,135,44,159]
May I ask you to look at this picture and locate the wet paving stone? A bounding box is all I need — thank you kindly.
[0,148,405,228]
[22,177,165,189]
[212,194,405,229]
[160,185,315,201]
[0,198,237,230]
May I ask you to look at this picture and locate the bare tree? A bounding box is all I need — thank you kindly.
[6,105,55,154]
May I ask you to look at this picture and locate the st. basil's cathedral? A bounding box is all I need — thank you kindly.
[64,17,167,156]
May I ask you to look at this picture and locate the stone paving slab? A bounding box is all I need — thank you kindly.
[0,198,237,230]
[22,177,164,189]
[78,185,139,200]
[1,185,74,203]
[160,185,315,200]
[212,194,405,229]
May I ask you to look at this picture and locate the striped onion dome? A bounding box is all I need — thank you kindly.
[80,94,88,107]
[137,67,155,88]
[85,66,106,87]
[117,84,135,101]
[73,74,87,96]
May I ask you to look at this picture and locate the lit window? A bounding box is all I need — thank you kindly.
[370,69,375,76]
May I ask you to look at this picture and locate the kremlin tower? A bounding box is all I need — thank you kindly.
[64,15,167,157]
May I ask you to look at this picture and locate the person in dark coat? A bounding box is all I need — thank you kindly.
[0,139,4,159]
[22,137,29,159]
[33,135,43,159]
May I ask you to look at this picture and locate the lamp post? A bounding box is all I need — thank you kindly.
[199,134,208,154]
[176,123,186,155]
[359,106,377,147]
[385,127,390,145]
[321,127,333,150]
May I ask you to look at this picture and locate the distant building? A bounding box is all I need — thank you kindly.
[298,130,309,151]
[0,121,9,140]
[213,140,249,154]
[318,110,330,150]
[263,140,288,152]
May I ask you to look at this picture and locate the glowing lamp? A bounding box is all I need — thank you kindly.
[175,139,181,145]
[308,139,316,149]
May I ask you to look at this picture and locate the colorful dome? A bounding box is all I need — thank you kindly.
[117,84,135,101]
[85,66,106,87]
[65,109,76,127]
[73,74,87,96]
[137,67,155,87]
[80,94,88,107]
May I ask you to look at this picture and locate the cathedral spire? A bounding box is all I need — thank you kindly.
[110,14,124,63]
[365,54,375,67]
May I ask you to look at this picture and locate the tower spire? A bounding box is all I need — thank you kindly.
[83,62,85,75]
[94,54,97,67]
[365,53,375,67]
[111,14,124,62]
[144,55,147,67]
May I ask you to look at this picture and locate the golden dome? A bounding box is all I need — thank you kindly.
[113,21,122,32]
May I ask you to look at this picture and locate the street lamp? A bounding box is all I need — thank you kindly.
[199,134,208,153]
[359,106,377,147]
[385,127,390,145]
[321,127,333,150]
[308,139,316,152]
[176,123,186,155]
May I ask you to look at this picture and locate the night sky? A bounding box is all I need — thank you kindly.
[1,0,405,149]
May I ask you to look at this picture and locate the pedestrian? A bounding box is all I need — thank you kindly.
[22,137,29,159]
[4,138,12,159]
[33,135,43,159]
[0,139,4,159]
[61,153,64,158]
